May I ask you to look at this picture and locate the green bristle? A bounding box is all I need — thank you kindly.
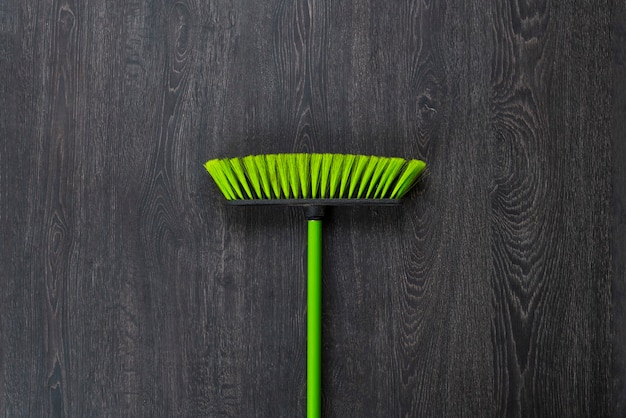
[229,158,253,199]
[319,154,334,198]
[287,154,300,198]
[328,154,343,198]
[276,154,292,198]
[356,156,380,198]
[338,154,356,198]
[204,160,235,200]
[365,157,389,198]
[265,154,281,198]
[375,157,405,198]
[253,155,272,198]
[242,156,263,198]
[297,153,310,198]
[310,154,323,198]
[348,155,369,198]
[218,159,245,199]
[390,159,426,198]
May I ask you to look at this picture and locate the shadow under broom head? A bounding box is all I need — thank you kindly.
[204,153,426,203]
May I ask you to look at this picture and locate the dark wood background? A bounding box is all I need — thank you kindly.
[1,0,624,416]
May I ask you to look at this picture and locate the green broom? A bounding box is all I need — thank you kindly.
[204,153,426,417]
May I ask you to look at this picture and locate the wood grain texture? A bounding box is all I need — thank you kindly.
[612,1,626,416]
[0,0,620,417]
[489,1,613,416]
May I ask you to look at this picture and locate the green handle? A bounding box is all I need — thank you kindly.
[307,219,322,418]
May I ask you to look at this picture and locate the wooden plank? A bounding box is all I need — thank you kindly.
[489,1,613,416]
[22,1,81,415]
[0,0,45,416]
[612,1,626,416]
[117,1,201,416]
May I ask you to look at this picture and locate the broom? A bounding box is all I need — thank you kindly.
[204,153,426,417]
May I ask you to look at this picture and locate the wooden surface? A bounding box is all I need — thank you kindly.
[0,0,622,416]
[612,1,626,417]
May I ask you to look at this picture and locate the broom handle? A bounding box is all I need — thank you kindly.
[307,219,322,418]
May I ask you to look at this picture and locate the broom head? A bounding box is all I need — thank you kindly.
[204,153,426,204]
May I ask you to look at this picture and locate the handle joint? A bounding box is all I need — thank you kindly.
[304,205,325,220]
